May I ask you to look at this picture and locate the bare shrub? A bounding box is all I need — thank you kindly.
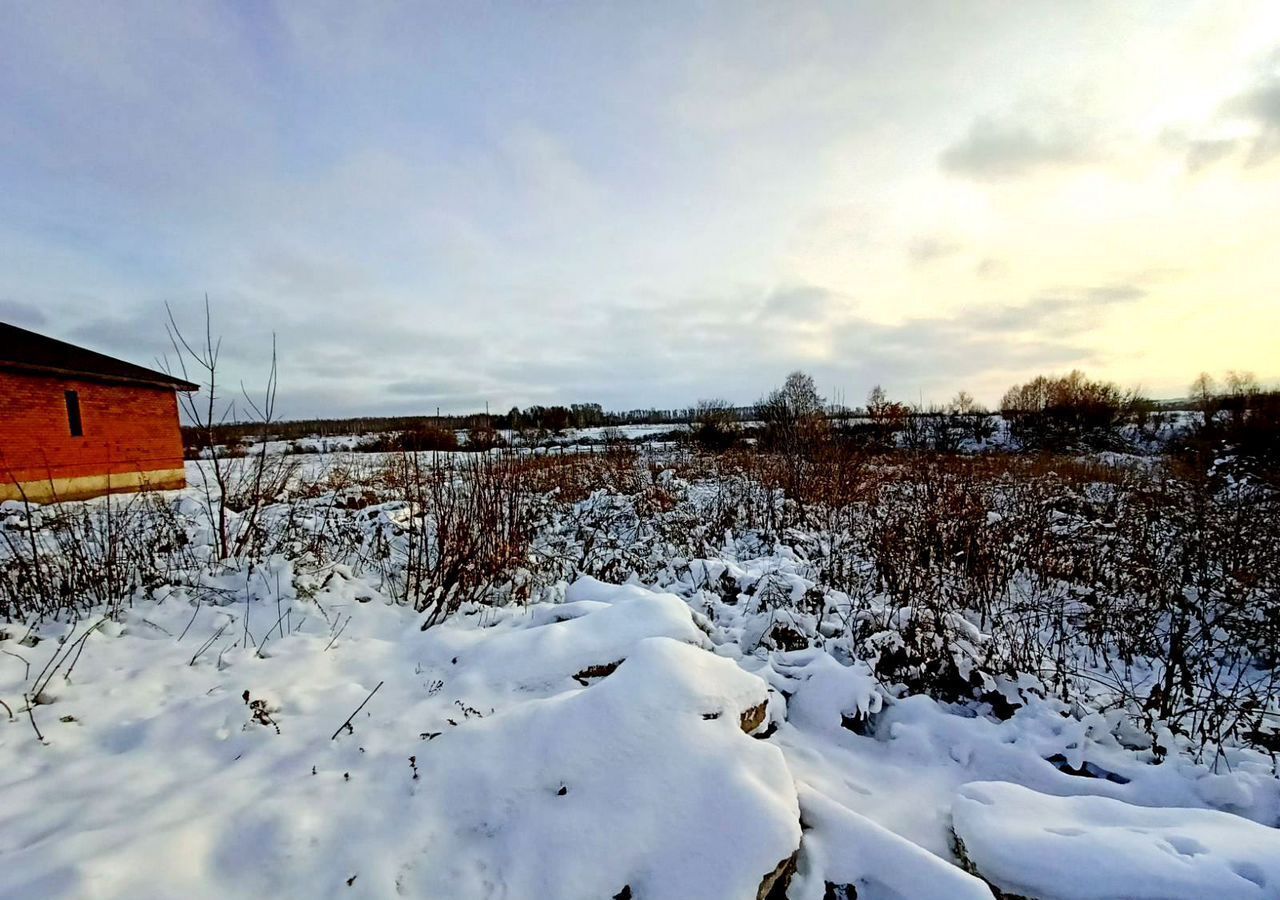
[164,299,298,559]
[690,399,740,452]
[1178,371,1280,488]
[357,424,459,453]
[367,452,544,628]
[757,372,828,454]
[0,491,191,622]
[863,385,909,451]
[466,423,504,452]
[1000,370,1142,451]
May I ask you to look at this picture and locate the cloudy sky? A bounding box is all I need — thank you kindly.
[2,2,1278,418]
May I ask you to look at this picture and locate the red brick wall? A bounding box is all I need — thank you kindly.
[0,370,185,485]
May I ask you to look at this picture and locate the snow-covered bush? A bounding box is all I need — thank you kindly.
[3,439,1277,759]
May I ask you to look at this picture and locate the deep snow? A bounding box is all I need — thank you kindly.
[953,781,1280,899]
[2,457,1279,900]
[1,579,797,898]
[4,571,1277,899]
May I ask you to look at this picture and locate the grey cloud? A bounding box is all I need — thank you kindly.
[837,317,1091,372]
[907,236,961,266]
[250,249,373,300]
[755,285,836,321]
[17,273,1146,419]
[501,279,1080,408]
[1185,137,1239,172]
[1182,49,1280,171]
[1232,79,1280,166]
[67,300,284,373]
[476,281,1129,412]
[975,257,1006,279]
[0,298,47,328]
[815,314,1097,409]
[940,116,1097,180]
[968,284,1144,335]
[62,292,484,408]
[65,315,178,373]
[1085,284,1143,304]
[5,5,1224,417]
[386,378,492,401]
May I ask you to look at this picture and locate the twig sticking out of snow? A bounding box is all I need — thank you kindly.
[1,647,29,679]
[330,680,383,740]
[189,619,232,666]
[24,692,44,743]
[30,619,105,700]
[323,615,351,652]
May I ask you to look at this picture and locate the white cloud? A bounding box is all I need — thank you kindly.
[1,2,1277,416]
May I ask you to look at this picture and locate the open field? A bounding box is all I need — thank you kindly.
[2,440,1278,899]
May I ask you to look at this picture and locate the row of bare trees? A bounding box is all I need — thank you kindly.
[687,367,1277,461]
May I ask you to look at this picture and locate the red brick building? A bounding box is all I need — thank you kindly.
[0,322,198,503]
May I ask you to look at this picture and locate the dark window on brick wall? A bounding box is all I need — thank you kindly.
[65,390,83,437]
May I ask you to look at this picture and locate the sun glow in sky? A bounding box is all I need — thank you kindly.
[1,2,1277,417]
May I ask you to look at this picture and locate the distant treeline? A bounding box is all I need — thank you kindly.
[184,402,753,447]
[185,369,1277,470]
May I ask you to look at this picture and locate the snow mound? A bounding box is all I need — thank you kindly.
[952,780,1280,900]
[441,579,711,692]
[775,650,882,734]
[0,582,795,899]
[412,637,799,898]
[791,786,993,900]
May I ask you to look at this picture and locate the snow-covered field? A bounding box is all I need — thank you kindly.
[2,450,1278,899]
[247,423,688,456]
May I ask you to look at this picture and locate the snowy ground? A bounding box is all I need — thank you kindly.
[954,781,1280,899]
[2,462,1278,899]
[242,423,689,456]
